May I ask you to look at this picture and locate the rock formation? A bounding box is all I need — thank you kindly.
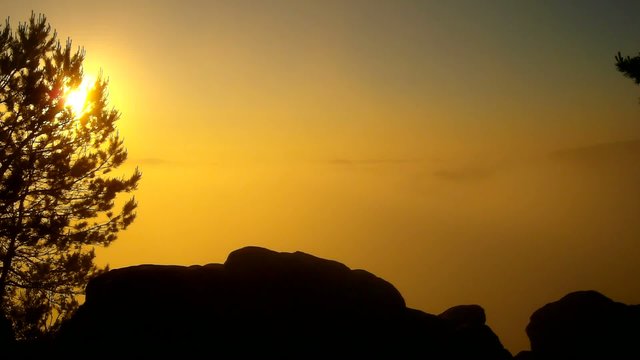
[55,246,511,359]
[10,247,640,358]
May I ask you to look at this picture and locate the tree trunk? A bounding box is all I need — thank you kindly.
[0,194,26,310]
[0,236,16,310]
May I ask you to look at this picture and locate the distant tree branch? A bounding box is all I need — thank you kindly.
[615,51,640,85]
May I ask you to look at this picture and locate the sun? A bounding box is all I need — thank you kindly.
[65,75,96,116]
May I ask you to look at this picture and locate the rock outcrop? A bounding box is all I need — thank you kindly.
[439,304,511,359]
[56,246,511,359]
[516,290,640,359]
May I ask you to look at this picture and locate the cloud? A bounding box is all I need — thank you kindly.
[328,158,422,166]
[549,139,640,166]
[432,167,494,182]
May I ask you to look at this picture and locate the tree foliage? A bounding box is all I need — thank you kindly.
[0,14,140,339]
[615,51,640,85]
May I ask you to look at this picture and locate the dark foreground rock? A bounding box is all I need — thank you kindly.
[516,290,640,360]
[0,314,15,353]
[55,246,511,359]
[439,304,510,358]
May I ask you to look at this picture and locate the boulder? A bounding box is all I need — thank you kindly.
[439,304,512,359]
[520,290,640,359]
[439,304,486,328]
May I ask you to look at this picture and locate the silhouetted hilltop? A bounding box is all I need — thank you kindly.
[55,246,511,359]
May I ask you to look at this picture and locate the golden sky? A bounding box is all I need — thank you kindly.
[4,0,640,353]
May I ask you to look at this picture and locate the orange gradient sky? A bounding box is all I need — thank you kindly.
[4,0,640,353]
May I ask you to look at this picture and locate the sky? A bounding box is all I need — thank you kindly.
[3,0,640,353]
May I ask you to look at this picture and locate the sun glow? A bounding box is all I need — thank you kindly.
[65,75,96,116]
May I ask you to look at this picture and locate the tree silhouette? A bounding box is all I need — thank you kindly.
[0,14,140,339]
[615,51,640,85]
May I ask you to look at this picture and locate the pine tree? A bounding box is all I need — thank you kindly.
[0,13,141,339]
[615,51,640,85]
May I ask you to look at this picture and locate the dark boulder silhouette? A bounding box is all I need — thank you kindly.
[0,314,15,354]
[55,246,511,359]
[515,290,640,359]
[439,304,486,327]
[439,304,511,359]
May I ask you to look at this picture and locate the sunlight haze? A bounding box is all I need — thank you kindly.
[64,73,95,115]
